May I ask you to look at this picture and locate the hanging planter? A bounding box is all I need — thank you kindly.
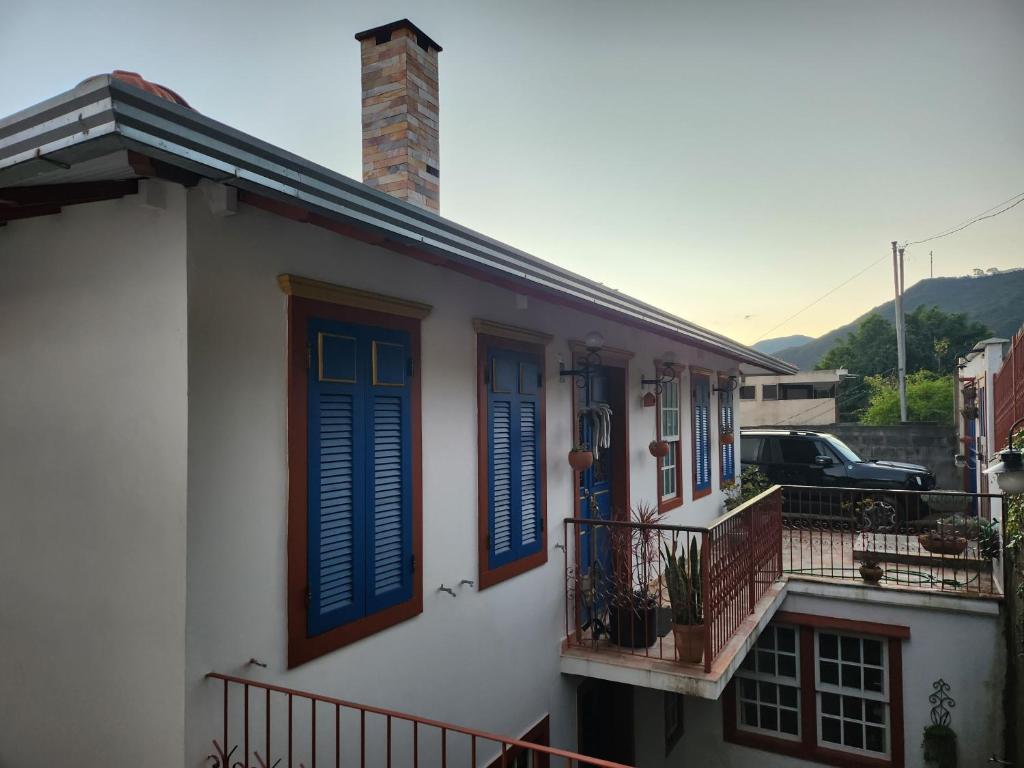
[720,432,735,445]
[960,405,978,420]
[568,447,594,472]
[649,440,670,458]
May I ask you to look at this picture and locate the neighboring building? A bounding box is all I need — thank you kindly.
[0,21,1009,768]
[739,369,847,426]
[957,338,1009,497]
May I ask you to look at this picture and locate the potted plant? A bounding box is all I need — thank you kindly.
[918,515,970,556]
[568,444,594,472]
[648,440,670,458]
[608,503,665,649]
[662,538,704,664]
[923,724,957,768]
[960,404,978,420]
[858,558,884,584]
[720,431,735,445]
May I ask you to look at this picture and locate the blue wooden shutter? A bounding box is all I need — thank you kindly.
[721,386,735,481]
[366,331,413,613]
[307,320,412,635]
[694,376,711,492]
[308,326,366,635]
[487,347,543,568]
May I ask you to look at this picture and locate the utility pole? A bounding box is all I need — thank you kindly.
[930,250,933,278]
[892,241,908,422]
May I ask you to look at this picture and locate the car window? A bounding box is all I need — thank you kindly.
[741,436,764,464]
[778,437,819,464]
[824,435,862,463]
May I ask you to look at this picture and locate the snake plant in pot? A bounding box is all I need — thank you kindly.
[663,538,704,664]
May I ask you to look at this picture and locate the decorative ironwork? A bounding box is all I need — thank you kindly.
[640,362,679,396]
[929,679,956,727]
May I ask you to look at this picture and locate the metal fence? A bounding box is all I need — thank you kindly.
[205,673,634,768]
[780,485,1003,595]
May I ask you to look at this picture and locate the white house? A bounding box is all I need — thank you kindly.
[0,20,1009,768]
[739,370,847,427]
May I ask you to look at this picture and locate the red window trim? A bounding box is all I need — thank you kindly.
[485,715,550,768]
[477,334,548,590]
[286,296,424,668]
[723,615,906,768]
[691,370,712,500]
[656,367,683,513]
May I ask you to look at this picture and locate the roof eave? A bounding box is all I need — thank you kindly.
[0,78,796,375]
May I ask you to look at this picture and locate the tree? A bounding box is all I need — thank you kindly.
[860,371,955,426]
[815,305,990,422]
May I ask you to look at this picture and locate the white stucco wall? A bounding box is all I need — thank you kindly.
[183,191,744,764]
[0,186,189,766]
[669,583,1004,768]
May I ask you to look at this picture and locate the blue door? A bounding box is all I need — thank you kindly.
[578,367,615,618]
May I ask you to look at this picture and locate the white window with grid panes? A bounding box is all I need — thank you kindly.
[815,630,889,758]
[735,625,800,739]
[659,379,680,500]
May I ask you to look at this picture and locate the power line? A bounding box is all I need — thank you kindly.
[753,254,890,343]
[903,191,1024,248]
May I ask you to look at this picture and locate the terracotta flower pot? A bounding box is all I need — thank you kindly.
[720,433,735,445]
[671,624,705,664]
[568,449,594,472]
[859,563,884,584]
[918,532,968,556]
[649,440,670,458]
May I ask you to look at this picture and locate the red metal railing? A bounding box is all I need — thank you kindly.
[563,486,784,674]
[780,485,1003,595]
[702,487,784,668]
[206,673,634,768]
[994,327,1024,451]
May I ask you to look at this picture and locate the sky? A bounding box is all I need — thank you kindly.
[3,0,1022,345]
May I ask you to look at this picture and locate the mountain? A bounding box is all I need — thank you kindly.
[772,269,1024,370]
[751,334,814,355]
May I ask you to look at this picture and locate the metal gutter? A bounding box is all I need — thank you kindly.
[0,77,797,374]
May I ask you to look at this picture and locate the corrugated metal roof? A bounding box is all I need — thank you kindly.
[0,75,796,374]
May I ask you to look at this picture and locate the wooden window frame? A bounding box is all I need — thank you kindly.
[477,333,548,590]
[724,613,906,768]
[486,716,550,768]
[656,373,684,512]
[286,294,424,668]
[691,370,712,500]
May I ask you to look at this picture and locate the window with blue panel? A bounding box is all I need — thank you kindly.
[693,375,712,494]
[720,384,736,482]
[486,345,544,569]
[307,317,413,637]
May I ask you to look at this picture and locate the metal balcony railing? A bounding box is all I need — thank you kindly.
[562,487,784,674]
[206,673,634,768]
[780,485,1004,595]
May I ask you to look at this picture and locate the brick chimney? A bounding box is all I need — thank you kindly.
[355,20,442,213]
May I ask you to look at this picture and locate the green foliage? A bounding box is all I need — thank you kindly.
[860,371,955,426]
[662,538,703,625]
[816,306,990,421]
[724,466,772,511]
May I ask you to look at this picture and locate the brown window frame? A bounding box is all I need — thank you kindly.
[286,295,424,668]
[723,612,907,768]
[477,333,549,590]
[656,371,684,513]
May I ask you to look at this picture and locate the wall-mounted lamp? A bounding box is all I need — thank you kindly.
[953,453,967,469]
[640,354,678,396]
[984,417,1024,494]
[559,331,604,387]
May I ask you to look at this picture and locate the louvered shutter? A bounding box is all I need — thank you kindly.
[307,320,412,635]
[308,327,366,635]
[721,386,735,481]
[487,347,544,568]
[366,331,413,613]
[694,376,712,493]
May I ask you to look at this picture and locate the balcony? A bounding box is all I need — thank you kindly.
[205,673,634,768]
[560,485,1002,698]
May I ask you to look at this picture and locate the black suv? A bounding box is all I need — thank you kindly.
[740,429,936,491]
